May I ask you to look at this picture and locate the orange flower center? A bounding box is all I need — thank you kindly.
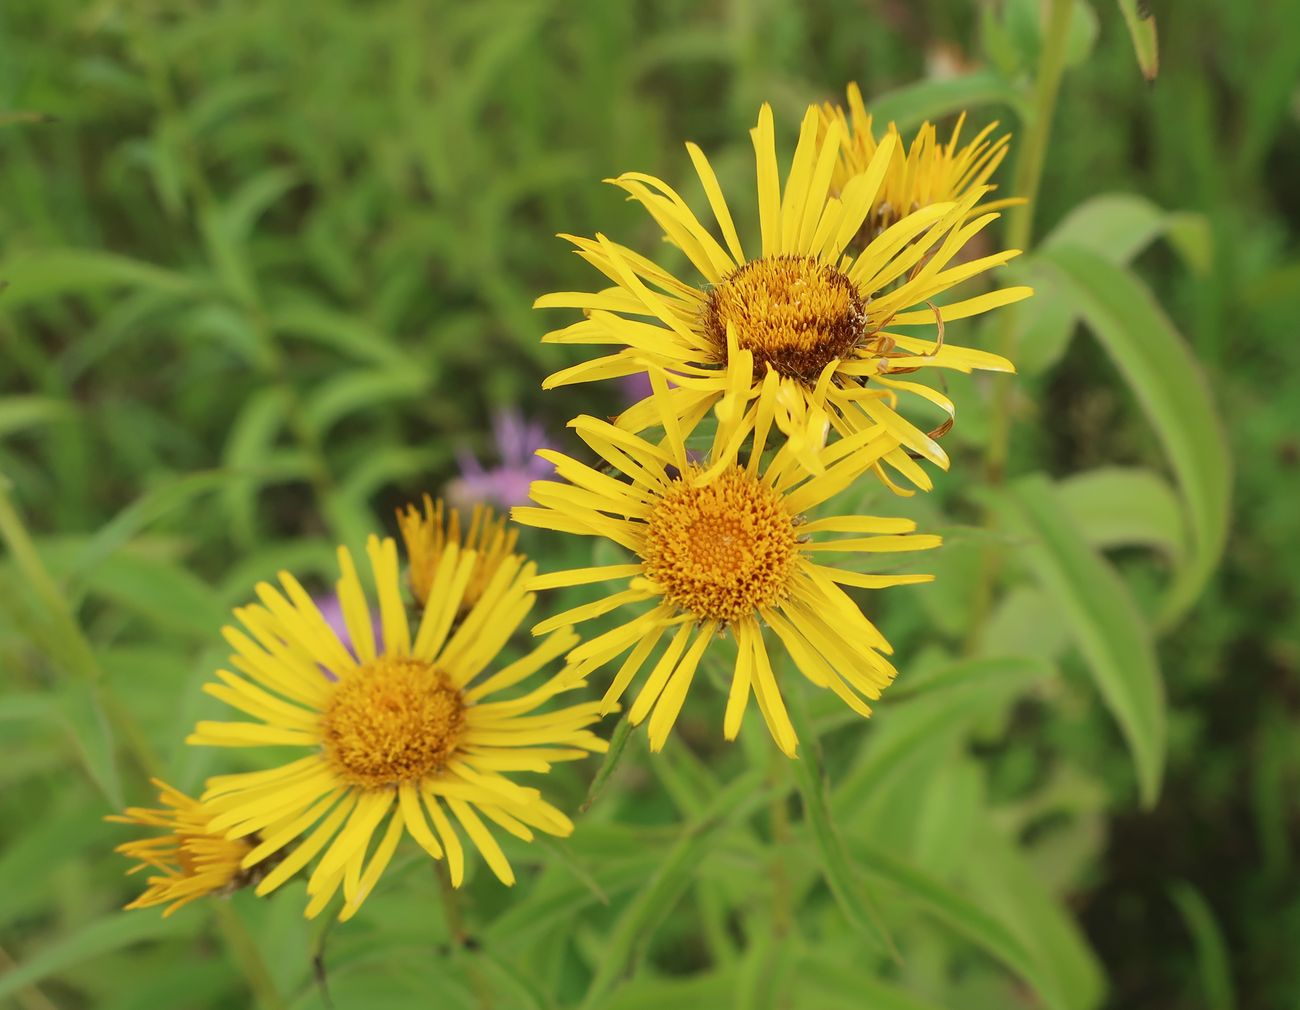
[321,657,465,788]
[702,255,867,384]
[640,466,799,623]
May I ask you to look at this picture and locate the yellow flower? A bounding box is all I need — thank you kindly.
[107,780,254,917]
[186,536,606,921]
[536,101,1029,487]
[824,82,1020,243]
[512,380,940,757]
[396,495,518,611]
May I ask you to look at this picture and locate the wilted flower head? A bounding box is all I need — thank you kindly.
[448,409,556,510]
[396,494,519,613]
[107,780,257,916]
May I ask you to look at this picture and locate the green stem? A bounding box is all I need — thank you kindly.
[1006,0,1076,254]
[437,864,493,1010]
[214,903,290,1010]
[2,483,285,1010]
[969,0,1076,653]
[767,742,792,940]
[0,478,102,684]
[986,0,1077,482]
[0,944,59,1010]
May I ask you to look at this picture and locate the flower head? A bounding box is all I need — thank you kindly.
[536,102,1029,486]
[396,495,519,613]
[187,535,606,921]
[448,409,556,510]
[107,781,256,916]
[513,381,940,757]
[823,82,1019,243]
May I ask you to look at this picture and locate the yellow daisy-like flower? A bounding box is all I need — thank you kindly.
[396,495,518,610]
[823,82,1019,243]
[107,780,255,917]
[536,101,1029,486]
[513,376,940,757]
[186,536,606,921]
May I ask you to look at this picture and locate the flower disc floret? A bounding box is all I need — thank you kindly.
[321,657,465,789]
[641,466,798,623]
[703,256,868,384]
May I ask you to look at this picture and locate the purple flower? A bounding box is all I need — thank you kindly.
[619,371,653,404]
[315,593,383,679]
[447,409,556,510]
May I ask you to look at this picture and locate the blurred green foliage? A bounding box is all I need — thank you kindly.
[1,1,1297,1008]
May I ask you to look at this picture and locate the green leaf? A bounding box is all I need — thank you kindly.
[866,70,1031,133]
[603,971,736,1010]
[1045,193,1185,265]
[980,586,1071,660]
[999,475,1166,806]
[80,553,226,637]
[484,859,655,950]
[849,838,1059,1007]
[1116,0,1159,80]
[796,949,951,1010]
[0,801,116,931]
[58,681,124,808]
[575,824,716,1010]
[1064,0,1100,67]
[66,470,233,588]
[1057,466,1186,561]
[576,771,764,1010]
[0,482,102,683]
[835,656,1053,812]
[788,692,897,959]
[1165,211,1214,276]
[0,395,74,438]
[222,387,291,544]
[0,913,198,1001]
[477,952,552,1010]
[268,302,410,369]
[963,818,1107,1010]
[302,367,429,436]
[581,714,633,814]
[1169,882,1236,1010]
[0,693,60,725]
[0,250,199,310]
[1015,270,1077,376]
[1033,246,1231,624]
[1022,195,1212,374]
[339,446,450,504]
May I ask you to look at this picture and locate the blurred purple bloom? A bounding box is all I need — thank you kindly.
[315,592,382,679]
[447,409,556,510]
[619,371,653,404]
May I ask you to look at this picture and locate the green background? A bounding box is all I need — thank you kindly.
[1,1,1296,1008]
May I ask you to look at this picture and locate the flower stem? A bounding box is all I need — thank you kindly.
[436,864,493,1009]
[986,0,1077,483]
[214,902,289,1010]
[767,741,792,939]
[1006,0,1076,255]
[969,0,1076,653]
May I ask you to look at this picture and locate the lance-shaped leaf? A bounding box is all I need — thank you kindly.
[997,474,1166,806]
[1034,246,1230,625]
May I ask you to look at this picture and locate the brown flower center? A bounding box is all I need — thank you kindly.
[321,657,465,789]
[702,255,868,384]
[640,466,799,624]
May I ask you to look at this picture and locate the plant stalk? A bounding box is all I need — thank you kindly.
[969,0,1076,653]
[214,903,290,1010]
